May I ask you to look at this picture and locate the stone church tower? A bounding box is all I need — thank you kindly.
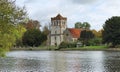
[50,14,67,46]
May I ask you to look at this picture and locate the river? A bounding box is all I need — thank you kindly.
[0,51,120,72]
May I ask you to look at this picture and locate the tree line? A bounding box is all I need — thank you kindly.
[17,20,49,47]
[75,16,120,48]
[1,0,120,57]
[74,22,102,46]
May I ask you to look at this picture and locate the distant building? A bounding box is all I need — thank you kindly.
[50,14,81,46]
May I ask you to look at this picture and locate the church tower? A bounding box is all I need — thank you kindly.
[50,14,67,46]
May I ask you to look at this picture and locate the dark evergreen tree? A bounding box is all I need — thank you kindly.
[103,16,120,47]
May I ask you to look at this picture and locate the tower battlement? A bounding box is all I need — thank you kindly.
[51,14,67,20]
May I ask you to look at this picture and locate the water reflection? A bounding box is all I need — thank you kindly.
[0,51,120,72]
[102,51,120,72]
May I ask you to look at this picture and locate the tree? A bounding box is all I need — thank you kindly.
[75,22,91,30]
[22,29,47,47]
[15,24,26,47]
[83,22,91,30]
[88,38,102,46]
[97,29,103,38]
[43,25,50,35]
[25,20,41,30]
[103,16,120,47]
[91,29,103,38]
[75,22,83,29]
[79,30,94,46]
[41,25,50,45]
[0,0,27,56]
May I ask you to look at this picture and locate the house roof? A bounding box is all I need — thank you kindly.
[68,28,81,38]
[51,14,67,20]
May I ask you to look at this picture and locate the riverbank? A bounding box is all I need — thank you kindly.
[60,46,120,51]
[10,46,120,51]
[10,46,57,51]
[59,48,120,51]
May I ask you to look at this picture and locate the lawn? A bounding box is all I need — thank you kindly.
[82,45,108,49]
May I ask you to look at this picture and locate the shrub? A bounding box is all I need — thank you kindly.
[58,42,68,49]
[58,42,76,49]
[88,38,102,46]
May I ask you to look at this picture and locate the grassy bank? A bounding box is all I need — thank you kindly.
[59,45,108,51]
[10,46,57,51]
[11,45,120,51]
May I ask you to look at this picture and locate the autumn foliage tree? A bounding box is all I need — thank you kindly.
[91,29,103,45]
[91,29,103,38]
[25,20,41,30]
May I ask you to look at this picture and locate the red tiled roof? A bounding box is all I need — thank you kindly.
[51,14,67,20]
[68,28,81,38]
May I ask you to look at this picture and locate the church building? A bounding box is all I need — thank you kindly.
[50,14,67,46]
[50,14,81,46]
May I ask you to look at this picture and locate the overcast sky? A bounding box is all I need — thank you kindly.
[16,0,120,30]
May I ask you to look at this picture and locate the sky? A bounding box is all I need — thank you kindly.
[15,0,120,31]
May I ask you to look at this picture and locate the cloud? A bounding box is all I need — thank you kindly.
[15,0,120,30]
[24,0,35,4]
[70,0,97,4]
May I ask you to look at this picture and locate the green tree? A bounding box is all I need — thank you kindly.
[79,30,94,46]
[75,22,83,28]
[15,24,26,47]
[75,22,91,30]
[22,29,47,47]
[0,0,27,56]
[88,38,102,46]
[103,16,120,47]
[83,22,91,30]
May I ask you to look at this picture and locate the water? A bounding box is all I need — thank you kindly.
[0,51,120,72]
